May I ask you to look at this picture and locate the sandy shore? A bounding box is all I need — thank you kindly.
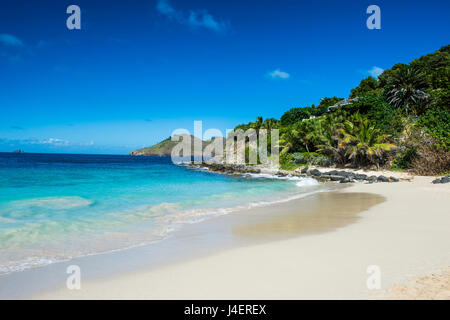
[388,266,450,299]
[34,175,450,300]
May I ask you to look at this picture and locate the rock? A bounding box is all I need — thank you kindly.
[327,170,339,176]
[355,174,368,181]
[340,177,352,183]
[377,175,389,182]
[441,176,450,184]
[330,175,344,182]
[310,169,322,176]
[367,176,377,183]
[432,179,442,184]
[337,171,355,179]
[301,167,309,174]
[336,171,349,177]
[389,176,399,182]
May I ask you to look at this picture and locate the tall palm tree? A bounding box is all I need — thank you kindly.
[253,117,263,131]
[386,67,429,116]
[262,118,278,131]
[315,116,346,165]
[279,128,299,155]
[303,119,328,153]
[338,114,397,168]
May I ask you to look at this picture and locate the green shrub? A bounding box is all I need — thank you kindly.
[392,146,418,170]
[418,108,450,149]
[345,93,405,137]
[280,108,311,126]
[280,153,305,170]
[291,152,329,166]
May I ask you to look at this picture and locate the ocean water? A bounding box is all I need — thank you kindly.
[0,153,324,274]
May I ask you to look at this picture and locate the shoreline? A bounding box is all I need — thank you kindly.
[189,162,416,183]
[0,173,328,277]
[27,175,450,300]
[0,180,339,298]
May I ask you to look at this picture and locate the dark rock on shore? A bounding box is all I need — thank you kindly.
[189,163,406,185]
[330,175,345,182]
[432,175,450,184]
[200,163,261,175]
[355,174,368,181]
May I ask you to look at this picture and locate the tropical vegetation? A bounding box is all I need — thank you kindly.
[234,45,450,175]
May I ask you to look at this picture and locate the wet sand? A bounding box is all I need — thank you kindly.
[232,192,384,241]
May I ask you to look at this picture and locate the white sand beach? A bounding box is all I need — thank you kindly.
[35,175,450,300]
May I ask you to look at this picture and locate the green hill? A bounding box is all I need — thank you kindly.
[130,135,223,156]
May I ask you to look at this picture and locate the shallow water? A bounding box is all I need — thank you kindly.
[0,153,325,274]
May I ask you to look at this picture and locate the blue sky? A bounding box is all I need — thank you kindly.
[1,0,449,154]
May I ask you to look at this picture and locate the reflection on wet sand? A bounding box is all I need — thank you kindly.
[233,192,385,241]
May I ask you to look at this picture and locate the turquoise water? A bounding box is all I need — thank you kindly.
[0,153,322,274]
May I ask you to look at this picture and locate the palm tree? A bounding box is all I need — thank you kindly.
[313,115,347,165]
[303,119,328,153]
[338,114,397,168]
[279,128,299,155]
[252,117,263,131]
[386,67,429,116]
[262,118,278,131]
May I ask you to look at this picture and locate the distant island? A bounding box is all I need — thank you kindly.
[130,135,224,156]
[12,149,24,153]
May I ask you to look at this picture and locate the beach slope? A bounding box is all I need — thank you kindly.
[37,176,450,299]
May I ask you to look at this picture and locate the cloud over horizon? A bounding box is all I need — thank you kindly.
[267,69,291,80]
[0,137,86,147]
[156,0,228,33]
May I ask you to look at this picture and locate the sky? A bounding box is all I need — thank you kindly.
[0,0,449,154]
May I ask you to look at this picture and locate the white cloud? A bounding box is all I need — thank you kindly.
[156,0,228,33]
[368,66,384,78]
[268,69,290,80]
[0,137,98,151]
[39,138,69,146]
[0,34,24,47]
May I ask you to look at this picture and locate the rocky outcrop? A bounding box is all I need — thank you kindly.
[432,175,450,184]
[302,167,400,183]
[189,163,404,184]
[194,163,262,175]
